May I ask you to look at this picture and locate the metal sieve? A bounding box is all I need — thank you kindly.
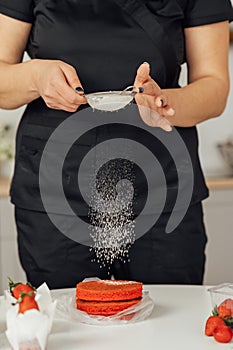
[84,86,135,112]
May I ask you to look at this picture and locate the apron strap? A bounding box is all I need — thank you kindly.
[112,0,178,86]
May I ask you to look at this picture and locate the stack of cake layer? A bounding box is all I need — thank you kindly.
[76,280,143,316]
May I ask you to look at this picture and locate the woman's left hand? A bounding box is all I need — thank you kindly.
[134,62,175,131]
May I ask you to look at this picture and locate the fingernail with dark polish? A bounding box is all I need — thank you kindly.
[75,87,84,93]
[138,87,144,93]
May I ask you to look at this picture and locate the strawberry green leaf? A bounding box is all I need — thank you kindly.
[212,305,219,317]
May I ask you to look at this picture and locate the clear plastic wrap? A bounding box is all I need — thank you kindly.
[55,278,154,326]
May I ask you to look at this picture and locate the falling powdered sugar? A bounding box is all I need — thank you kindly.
[88,158,136,269]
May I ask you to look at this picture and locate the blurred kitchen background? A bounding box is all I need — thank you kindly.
[0,25,233,293]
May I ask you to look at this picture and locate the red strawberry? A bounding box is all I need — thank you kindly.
[8,277,36,299]
[12,284,35,299]
[213,325,232,343]
[18,294,39,314]
[217,299,233,318]
[205,316,226,336]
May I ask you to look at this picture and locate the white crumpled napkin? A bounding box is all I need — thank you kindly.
[4,283,57,350]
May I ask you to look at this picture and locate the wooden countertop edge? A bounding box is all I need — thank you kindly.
[1,176,233,198]
[206,177,233,190]
[0,177,11,198]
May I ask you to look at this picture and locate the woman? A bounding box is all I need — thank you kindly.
[0,0,232,288]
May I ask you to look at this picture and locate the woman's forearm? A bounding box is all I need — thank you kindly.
[0,58,87,112]
[163,75,230,128]
[0,60,39,109]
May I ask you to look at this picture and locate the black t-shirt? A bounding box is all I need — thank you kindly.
[0,0,232,90]
[0,0,233,215]
[0,0,232,26]
[0,1,232,90]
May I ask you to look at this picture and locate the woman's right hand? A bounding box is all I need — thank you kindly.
[31,59,87,112]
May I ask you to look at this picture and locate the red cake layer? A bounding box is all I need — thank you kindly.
[76,280,143,301]
[76,298,141,316]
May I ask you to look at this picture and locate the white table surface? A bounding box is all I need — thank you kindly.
[0,285,232,350]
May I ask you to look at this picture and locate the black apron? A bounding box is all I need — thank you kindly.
[11,0,208,287]
[11,0,208,215]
